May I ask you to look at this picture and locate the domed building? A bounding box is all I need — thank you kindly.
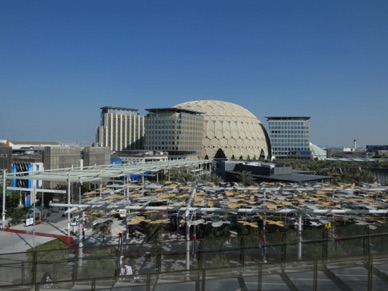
[174,100,271,160]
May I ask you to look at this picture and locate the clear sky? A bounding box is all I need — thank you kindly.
[1,0,387,148]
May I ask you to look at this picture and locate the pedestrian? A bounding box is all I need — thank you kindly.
[41,272,53,288]
[133,269,143,283]
[125,264,133,276]
[119,266,126,280]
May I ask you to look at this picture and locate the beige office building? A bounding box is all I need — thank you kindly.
[144,108,204,159]
[96,106,145,151]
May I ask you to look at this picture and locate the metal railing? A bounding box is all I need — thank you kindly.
[1,224,388,290]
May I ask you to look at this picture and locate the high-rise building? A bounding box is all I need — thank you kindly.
[96,106,145,151]
[266,116,312,159]
[144,108,204,159]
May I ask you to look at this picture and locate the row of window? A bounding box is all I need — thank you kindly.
[269,124,308,128]
[270,135,309,139]
[147,130,193,134]
[273,147,310,150]
[269,121,308,125]
[145,140,201,145]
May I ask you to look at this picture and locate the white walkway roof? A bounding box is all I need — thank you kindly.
[1,159,210,183]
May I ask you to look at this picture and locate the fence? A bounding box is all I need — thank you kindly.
[1,224,388,290]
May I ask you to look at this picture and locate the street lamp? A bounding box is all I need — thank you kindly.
[2,169,6,229]
[1,153,8,229]
[262,190,267,263]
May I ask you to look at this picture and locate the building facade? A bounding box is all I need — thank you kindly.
[96,106,145,151]
[266,116,312,159]
[144,108,204,159]
[43,146,82,170]
[82,146,111,166]
[112,150,169,164]
[11,161,43,207]
[174,100,271,160]
[1,140,111,206]
[0,144,12,172]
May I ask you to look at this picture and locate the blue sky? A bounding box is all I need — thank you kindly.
[1,0,387,148]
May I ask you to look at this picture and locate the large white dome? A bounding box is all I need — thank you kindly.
[174,100,271,160]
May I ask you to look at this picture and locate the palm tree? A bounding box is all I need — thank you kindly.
[237,170,254,187]
[169,168,196,184]
[92,220,113,243]
[210,172,222,185]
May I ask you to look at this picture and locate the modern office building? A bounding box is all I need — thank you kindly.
[174,100,271,160]
[96,106,145,152]
[144,108,204,159]
[266,116,312,159]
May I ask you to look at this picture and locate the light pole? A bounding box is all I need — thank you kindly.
[262,190,267,263]
[2,169,6,229]
[67,174,71,237]
[185,181,197,274]
[298,213,303,260]
[1,153,7,229]
[32,185,36,248]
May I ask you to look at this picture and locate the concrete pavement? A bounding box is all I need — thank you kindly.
[0,211,74,254]
[0,210,138,254]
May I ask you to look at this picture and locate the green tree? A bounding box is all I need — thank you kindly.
[276,159,381,185]
[6,191,20,209]
[10,207,26,225]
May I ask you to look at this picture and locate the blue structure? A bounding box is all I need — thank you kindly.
[130,171,152,182]
[111,157,123,165]
[11,162,42,207]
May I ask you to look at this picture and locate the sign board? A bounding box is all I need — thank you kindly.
[26,217,34,226]
[70,220,79,226]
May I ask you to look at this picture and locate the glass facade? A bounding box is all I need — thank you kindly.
[266,117,312,159]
